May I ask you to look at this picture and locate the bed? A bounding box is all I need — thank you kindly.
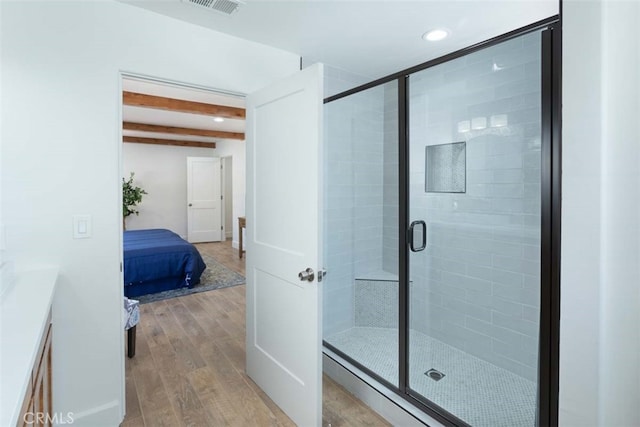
[123,228,207,298]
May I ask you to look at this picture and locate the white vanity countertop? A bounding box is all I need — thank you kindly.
[0,268,58,427]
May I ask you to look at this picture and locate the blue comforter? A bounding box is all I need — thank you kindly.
[123,229,206,295]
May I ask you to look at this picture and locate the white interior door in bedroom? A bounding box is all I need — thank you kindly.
[187,156,222,243]
[246,63,324,427]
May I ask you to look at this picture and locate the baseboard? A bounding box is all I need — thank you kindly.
[231,240,239,250]
[226,231,232,239]
[56,400,121,427]
[323,350,443,427]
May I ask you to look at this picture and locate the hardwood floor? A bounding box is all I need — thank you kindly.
[122,240,390,427]
[196,241,246,277]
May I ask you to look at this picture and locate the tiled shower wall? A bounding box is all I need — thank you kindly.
[323,65,370,99]
[323,82,391,337]
[407,32,542,381]
[382,84,400,275]
[324,33,542,382]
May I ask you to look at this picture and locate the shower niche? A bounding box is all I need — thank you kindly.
[425,141,466,193]
[323,23,558,427]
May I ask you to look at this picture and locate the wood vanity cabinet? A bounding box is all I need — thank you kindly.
[18,310,52,427]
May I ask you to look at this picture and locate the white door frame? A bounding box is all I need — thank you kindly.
[221,156,233,240]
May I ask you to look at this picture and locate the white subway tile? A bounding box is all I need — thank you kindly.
[522,305,539,323]
[492,311,538,337]
[492,296,524,317]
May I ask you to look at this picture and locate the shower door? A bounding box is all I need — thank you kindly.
[407,30,544,426]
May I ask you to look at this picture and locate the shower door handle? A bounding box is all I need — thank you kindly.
[409,220,427,252]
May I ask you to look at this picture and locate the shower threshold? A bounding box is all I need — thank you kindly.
[325,327,536,427]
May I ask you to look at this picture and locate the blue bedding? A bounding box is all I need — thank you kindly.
[123,229,206,298]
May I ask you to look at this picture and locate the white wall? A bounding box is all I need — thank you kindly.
[123,141,245,243]
[0,0,4,287]
[561,1,640,425]
[214,140,246,247]
[0,1,298,425]
[598,3,640,423]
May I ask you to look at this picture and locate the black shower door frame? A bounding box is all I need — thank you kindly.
[323,16,561,427]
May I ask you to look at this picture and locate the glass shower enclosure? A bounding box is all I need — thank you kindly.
[323,23,557,427]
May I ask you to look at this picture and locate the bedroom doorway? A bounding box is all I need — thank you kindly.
[119,73,249,419]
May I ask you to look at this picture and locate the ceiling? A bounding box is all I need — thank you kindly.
[122,0,558,80]
[122,78,246,147]
[121,0,558,147]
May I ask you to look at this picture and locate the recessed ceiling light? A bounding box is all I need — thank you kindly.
[213,117,225,123]
[423,29,449,42]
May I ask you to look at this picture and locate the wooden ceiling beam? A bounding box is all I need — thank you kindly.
[123,122,244,140]
[123,136,216,149]
[123,91,245,120]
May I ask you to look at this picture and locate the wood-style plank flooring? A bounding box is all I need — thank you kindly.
[122,240,390,427]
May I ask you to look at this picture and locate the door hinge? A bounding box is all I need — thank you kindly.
[120,262,123,272]
[221,226,223,230]
[221,195,223,200]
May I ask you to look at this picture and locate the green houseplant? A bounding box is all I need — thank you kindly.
[123,172,147,227]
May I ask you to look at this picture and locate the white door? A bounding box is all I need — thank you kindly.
[246,63,324,427]
[187,156,222,243]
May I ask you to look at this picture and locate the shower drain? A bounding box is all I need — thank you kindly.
[425,368,445,381]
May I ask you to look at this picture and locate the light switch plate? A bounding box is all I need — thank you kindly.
[73,215,92,239]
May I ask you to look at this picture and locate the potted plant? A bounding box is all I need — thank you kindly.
[123,172,147,229]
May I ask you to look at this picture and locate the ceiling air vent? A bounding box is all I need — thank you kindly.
[182,0,244,15]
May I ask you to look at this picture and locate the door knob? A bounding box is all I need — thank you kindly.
[188,203,193,207]
[298,268,315,282]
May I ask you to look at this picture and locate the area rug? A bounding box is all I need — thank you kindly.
[136,254,245,304]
